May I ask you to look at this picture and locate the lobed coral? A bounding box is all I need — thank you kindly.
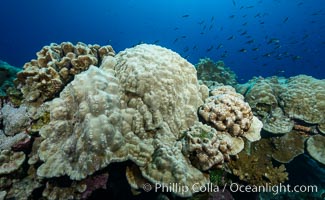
[15,42,115,105]
[181,122,231,171]
[0,150,25,175]
[198,86,262,155]
[1,104,30,136]
[0,60,21,97]
[306,135,325,165]
[37,44,208,197]
[237,75,325,134]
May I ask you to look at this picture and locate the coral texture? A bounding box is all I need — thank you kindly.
[306,135,325,165]
[15,42,115,105]
[198,86,262,155]
[0,60,21,96]
[37,66,124,180]
[1,104,30,136]
[0,150,25,175]
[37,44,208,197]
[182,122,231,171]
[237,75,325,134]
[196,58,237,86]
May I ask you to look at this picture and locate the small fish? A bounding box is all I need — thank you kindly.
[246,5,254,8]
[252,47,259,51]
[182,14,190,18]
[183,46,189,52]
[238,48,247,53]
[242,22,248,26]
[229,15,235,19]
[153,40,159,44]
[209,24,213,30]
[292,55,301,61]
[203,25,207,30]
[263,53,272,57]
[227,35,235,40]
[211,16,215,21]
[254,13,261,18]
[267,38,280,44]
[240,31,247,36]
[283,17,289,23]
[206,45,214,52]
[174,27,179,30]
[297,2,303,6]
[246,39,255,44]
[232,0,236,6]
[173,38,179,43]
[217,44,223,49]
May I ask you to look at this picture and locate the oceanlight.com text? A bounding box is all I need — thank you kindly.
[143,182,318,195]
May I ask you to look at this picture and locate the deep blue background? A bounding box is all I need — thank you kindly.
[0,0,324,82]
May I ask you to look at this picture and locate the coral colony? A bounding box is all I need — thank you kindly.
[0,43,324,199]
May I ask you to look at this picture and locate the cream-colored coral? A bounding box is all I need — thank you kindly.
[262,107,294,134]
[306,135,325,165]
[279,75,325,125]
[0,150,25,175]
[1,104,30,136]
[37,66,126,180]
[182,122,231,171]
[37,44,208,197]
[15,42,115,105]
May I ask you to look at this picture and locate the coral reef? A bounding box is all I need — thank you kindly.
[228,139,289,186]
[37,44,208,197]
[306,135,325,165]
[198,86,262,155]
[1,104,30,136]
[196,58,237,86]
[237,75,325,134]
[0,150,25,175]
[0,60,21,97]
[182,122,231,171]
[271,131,307,163]
[15,42,115,105]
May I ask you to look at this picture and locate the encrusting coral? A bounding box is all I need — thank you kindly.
[306,135,325,165]
[0,150,25,175]
[237,75,325,134]
[15,42,115,105]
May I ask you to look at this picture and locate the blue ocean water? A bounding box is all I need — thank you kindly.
[0,0,324,82]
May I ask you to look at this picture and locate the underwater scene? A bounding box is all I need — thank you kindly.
[0,0,324,200]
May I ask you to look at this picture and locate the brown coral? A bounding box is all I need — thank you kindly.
[15,42,115,105]
[199,86,253,137]
[306,135,325,165]
[182,122,231,171]
[0,150,25,175]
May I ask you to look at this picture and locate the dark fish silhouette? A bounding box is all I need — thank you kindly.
[181,35,187,38]
[211,16,215,21]
[242,22,248,26]
[240,31,247,36]
[252,47,259,51]
[229,15,235,19]
[206,45,214,52]
[182,14,190,18]
[173,38,179,43]
[227,35,235,40]
[238,48,247,53]
[174,27,179,30]
[283,17,289,23]
[246,39,255,44]
[232,0,236,6]
[246,5,254,8]
[153,40,159,44]
[217,44,223,49]
[209,24,213,30]
[183,46,189,52]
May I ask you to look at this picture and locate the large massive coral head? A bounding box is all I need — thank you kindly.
[37,44,209,197]
[15,42,115,105]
